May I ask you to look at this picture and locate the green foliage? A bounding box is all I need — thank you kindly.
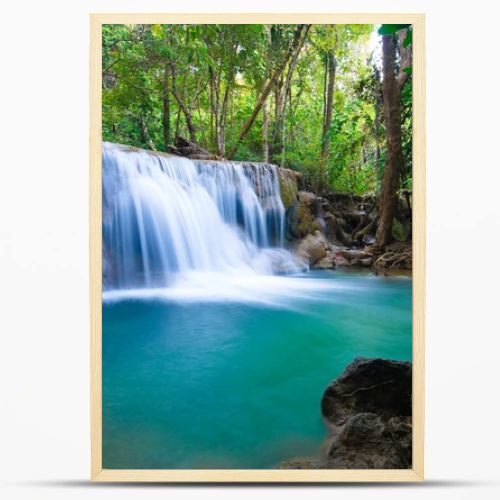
[378,24,412,51]
[378,24,410,35]
[392,218,411,242]
[102,24,412,197]
[403,29,412,47]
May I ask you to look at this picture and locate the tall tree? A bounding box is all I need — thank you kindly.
[375,29,411,247]
[321,50,336,160]
[162,65,171,149]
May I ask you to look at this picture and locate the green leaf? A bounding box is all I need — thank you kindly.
[403,67,412,75]
[403,29,413,47]
[151,24,164,39]
[378,24,411,35]
[158,45,174,58]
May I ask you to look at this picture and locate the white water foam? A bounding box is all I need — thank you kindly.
[102,271,351,308]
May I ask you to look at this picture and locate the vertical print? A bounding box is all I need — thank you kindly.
[99,23,415,471]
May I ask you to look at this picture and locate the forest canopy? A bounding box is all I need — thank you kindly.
[102,23,412,199]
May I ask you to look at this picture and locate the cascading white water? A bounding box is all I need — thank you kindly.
[102,142,304,290]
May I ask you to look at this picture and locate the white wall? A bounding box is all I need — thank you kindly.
[1,1,499,498]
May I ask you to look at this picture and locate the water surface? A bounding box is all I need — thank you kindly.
[102,269,412,469]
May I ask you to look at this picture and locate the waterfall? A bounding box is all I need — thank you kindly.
[102,142,304,290]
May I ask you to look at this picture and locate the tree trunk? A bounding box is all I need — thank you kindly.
[315,50,336,194]
[280,100,286,168]
[262,98,270,162]
[208,66,224,156]
[271,81,283,162]
[139,114,156,151]
[220,76,232,157]
[374,102,382,176]
[321,51,336,159]
[162,65,171,150]
[227,24,310,160]
[169,62,197,143]
[175,107,181,139]
[208,70,214,148]
[375,34,404,248]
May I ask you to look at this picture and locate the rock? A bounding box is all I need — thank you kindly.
[265,249,308,274]
[321,357,412,426]
[334,248,375,267]
[359,257,373,267]
[313,252,337,270]
[286,190,350,244]
[331,249,350,267]
[278,458,331,469]
[278,168,300,209]
[287,191,323,239]
[322,357,413,470]
[322,211,338,240]
[339,249,373,261]
[326,413,412,469]
[280,358,412,470]
[294,230,329,265]
[285,190,381,250]
[330,248,374,267]
[298,191,318,208]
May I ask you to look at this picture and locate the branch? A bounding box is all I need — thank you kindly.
[227,24,311,160]
[169,61,197,142]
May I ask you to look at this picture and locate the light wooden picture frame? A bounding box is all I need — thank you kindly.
[90,13,425,482]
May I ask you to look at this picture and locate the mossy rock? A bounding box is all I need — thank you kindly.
[392,218,410,242]
[287,202,323,239]
[278,170,299,209]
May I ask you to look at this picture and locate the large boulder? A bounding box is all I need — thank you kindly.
[280,357,412,470]
[321,357,412,426]
[314,252,337,270]
[321,357,412,469]
[287,191,323,239]
[285,190,363,247]
[294,230,330,266]
[326,413,412,469]
[298,191,317,207]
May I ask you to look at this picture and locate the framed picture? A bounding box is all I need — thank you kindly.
[90,13,425,482]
